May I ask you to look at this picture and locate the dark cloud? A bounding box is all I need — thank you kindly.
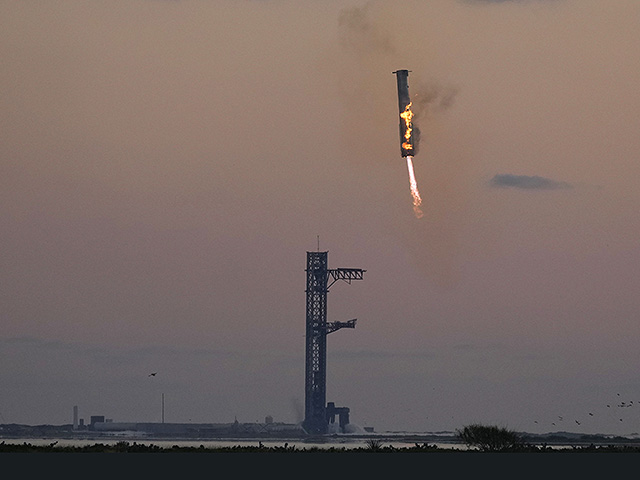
[489,174,572,190]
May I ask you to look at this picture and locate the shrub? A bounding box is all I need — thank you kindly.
[364,439,384,451]
[455,424,524,452]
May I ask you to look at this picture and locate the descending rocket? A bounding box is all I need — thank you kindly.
[393,69,423,218]
[393,69,414,157]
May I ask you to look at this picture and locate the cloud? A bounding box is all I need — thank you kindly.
[461,0,559,4]
[338,2,396,55]
[489,173,572,190]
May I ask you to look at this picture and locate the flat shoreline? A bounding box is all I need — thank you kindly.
[4,422,640,453]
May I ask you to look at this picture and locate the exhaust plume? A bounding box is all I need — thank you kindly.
[406,156,424,218]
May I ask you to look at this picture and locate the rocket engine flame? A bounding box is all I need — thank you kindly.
[400,102,414,152]
[406,156,423,218]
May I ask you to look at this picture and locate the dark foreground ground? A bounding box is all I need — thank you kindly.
[3,437,640,476]
[3,440,640,479]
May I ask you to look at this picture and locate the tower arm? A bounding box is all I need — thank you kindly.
[328,268,366,288]
[326,319,357,335]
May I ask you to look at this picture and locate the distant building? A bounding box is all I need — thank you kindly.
[89,416,105,430]
[73,406,78,430]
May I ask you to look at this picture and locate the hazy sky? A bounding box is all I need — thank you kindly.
[2,0,640,436]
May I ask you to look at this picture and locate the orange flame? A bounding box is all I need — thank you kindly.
[406,156,423,218]
[400,102,414,151]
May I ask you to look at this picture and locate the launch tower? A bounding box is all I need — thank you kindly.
[303,250,365,435]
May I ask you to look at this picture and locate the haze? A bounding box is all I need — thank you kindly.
[2,0,640,436]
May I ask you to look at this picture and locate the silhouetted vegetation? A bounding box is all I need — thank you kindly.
[3,438,640,453]
[0,440,444,453]
[455,424,527,452]
[364,438,384,451]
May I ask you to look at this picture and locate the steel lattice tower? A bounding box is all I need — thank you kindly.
[303,251,365,435]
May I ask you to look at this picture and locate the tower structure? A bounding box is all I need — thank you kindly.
[303,250,365,435]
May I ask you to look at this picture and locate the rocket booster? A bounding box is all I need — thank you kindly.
[393,69,414,157]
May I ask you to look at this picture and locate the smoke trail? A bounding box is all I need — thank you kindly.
[406,156,423,218]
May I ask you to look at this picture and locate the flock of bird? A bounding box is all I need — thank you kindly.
[532,393,639,431]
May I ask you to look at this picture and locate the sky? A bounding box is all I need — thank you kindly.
[2,0,640,436]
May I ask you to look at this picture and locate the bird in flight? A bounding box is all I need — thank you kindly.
[148,372,157,377]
